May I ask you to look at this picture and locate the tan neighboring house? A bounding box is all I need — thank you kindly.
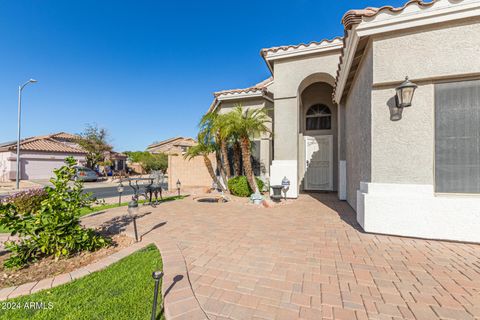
[0,132,86,181]
[211,0,480,243]
[147,137,216,191]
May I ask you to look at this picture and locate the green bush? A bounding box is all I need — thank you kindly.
[125,151,168,173]
[0,157,110,269]
[2,188,47,216]
[227,176,264,197]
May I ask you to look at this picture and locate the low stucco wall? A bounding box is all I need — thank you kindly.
[168,154,216,190]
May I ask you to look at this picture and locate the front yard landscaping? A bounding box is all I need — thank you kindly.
[0,245,163,320]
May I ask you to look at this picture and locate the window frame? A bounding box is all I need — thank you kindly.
[305,104,332,131]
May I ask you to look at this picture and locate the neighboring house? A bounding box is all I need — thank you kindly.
[0,132,86,181]
[147,137,216,191]
[211,0,480,243]
[104,151,127,172]
[146,137,196,155]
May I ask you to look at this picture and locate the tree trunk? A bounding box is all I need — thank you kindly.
[203,155,225,192]
[233,141,242,176]
[220,140,231,178]
[216,152,229,192]
[240,137,258,194]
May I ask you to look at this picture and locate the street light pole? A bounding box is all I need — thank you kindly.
[16,79,37,189]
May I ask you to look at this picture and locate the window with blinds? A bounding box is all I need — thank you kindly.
[435,79,480,193]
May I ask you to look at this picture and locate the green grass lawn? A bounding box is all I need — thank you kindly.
[0,195,185,234]
[0,245,163,320]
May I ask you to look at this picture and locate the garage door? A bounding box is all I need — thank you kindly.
[21,158,66,180]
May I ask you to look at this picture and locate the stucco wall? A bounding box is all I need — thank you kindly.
[370,19,480,184]
[344,46,373,208]
[273,52,341,98]
[373,20,480,84]
[371,84,434,184]
[168,153,216,190]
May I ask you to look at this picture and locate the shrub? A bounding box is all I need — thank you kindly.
[2,188,47,216]
[227,176,265,197]
[0,157,110,269]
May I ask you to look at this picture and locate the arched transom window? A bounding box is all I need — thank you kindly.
[306,104,331,130]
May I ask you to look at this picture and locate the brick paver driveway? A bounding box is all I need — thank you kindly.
[86,193,480,319]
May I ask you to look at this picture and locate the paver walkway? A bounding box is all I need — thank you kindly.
[82,193,480,320]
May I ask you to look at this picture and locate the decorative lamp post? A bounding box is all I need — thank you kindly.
[395,76,418,108]
[281,176,290,200]
[117,181,124,206]
[128,198,139,242]
[176,179,181,196]
[16,79,37,189]
[151,271,164,320]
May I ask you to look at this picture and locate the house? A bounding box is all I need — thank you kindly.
[0,132,86,181]
[146,137,196,155]
[211,0,480,243]
[147,137,216,191]
[104,151,127,172]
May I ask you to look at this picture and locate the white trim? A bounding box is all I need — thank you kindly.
[339,160,347,200]
[304,135,333,191]
[270,160,298,198]
[356,182,480,243]
[333,28,359,104]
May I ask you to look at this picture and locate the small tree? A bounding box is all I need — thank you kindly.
[78,124,112,169]
[226,106,271,193]
[0,157,109,269]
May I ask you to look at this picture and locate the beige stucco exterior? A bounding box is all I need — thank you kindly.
[209,0,480,242]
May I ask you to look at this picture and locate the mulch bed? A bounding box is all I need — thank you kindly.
[0,234,134,289]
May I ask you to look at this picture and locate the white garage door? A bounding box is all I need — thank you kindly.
[21,158,66,180]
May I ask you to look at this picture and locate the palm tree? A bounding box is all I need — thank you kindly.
[199,112,232,180]
[227,106,271,193]
[184,133,226,192]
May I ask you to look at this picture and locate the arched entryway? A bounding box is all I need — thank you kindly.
[298,82,338,192]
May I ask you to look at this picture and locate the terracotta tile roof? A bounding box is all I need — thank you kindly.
[49,132,80,141]
[260,37,343,57]
[214,77,273,97]
[341,0,437,29]
[334,0,439,101]
[1,137,86,154]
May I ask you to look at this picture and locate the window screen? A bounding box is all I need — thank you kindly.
[435,80,480,193]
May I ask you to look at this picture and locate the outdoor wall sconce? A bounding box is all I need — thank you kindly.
[127,198,139,242]
[176,179,181,196]
[117,181,124,206]
[281,176,290,200]
[395,76,418,108]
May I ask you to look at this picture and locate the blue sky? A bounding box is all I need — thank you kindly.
[0,0,406,151]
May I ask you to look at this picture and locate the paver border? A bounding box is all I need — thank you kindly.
[0,234,209,320]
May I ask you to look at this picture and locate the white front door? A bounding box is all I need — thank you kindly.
[304,135,333,191]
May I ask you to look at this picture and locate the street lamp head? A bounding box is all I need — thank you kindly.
[29,79,38,83]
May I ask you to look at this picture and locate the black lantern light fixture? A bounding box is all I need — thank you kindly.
[281,176,290,200]
[128,198,139,242]
[176,179,181,196]
[117,181,124,206]
[395,76,418,108]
